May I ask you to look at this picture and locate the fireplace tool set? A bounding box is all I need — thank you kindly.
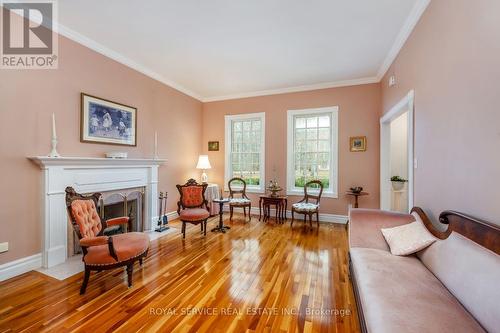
[155,192,170,232]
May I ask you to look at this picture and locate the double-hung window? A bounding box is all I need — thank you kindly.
[286,107,338,197]
[224,112,265,192]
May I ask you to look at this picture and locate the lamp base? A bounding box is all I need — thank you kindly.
[201,171,208,183]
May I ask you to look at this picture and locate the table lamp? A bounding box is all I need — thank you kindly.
[196,155,211,183]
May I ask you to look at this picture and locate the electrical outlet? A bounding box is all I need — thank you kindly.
[0,242,8,253]
[389,75,396,87]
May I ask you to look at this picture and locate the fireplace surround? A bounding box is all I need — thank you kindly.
[29,156,166,268]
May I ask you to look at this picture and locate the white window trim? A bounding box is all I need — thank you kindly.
[286,106,339,198]
[224,112,266,193]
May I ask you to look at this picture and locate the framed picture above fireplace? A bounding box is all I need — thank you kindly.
[81,93,137,146]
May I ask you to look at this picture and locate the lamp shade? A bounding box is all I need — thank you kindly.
[196,155,212,169]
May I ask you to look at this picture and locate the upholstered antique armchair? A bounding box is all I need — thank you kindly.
[65,187,150,294]
[291,180,324,230]
[228,177,252,221]
[176,179,210,239]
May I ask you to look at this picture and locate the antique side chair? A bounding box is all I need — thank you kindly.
[228,177,252,222]
[291,180,324,230]
[176,179,210,239]
[65,187,150,294]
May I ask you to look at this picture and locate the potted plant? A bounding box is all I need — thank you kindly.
[390,176,407,191]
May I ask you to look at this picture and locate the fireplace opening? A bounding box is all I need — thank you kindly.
[68,187,145,257]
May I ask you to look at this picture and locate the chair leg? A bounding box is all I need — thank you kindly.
[80,267,91,295]
[139,257,143,266]
[291,209,294,227]
[316,212,320,228]
[230,206,233,221]
[126,263,133,288]
[243,207,246,217]
[182,222,186,239]
[309,213,313,231]
[248,205,251,221]
[204,219,207,236]
[200,223,204,233]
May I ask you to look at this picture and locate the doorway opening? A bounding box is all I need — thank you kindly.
[380,90,414,212]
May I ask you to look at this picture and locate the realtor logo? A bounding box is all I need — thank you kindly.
[1,0,58,69]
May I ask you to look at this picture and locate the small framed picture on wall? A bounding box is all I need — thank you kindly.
[350,136,367,152]
[208,141,219,151]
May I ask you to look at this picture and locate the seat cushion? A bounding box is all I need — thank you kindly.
[229,198,251,205]
[179,208,210,222]
[84,232,149,266]
[350,248,484,333]
[292,202,318,212]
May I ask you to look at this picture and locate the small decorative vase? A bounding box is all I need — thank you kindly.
[391,181,405,191]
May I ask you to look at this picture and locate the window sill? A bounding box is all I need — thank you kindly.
[224,186,265,194]
[286,189,338,199]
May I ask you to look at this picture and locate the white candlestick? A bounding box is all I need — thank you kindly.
[51,113,57,139]
[48,113,60,158]
[154,131,158,159]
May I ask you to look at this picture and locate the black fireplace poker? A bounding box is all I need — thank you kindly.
[155,191,170,232]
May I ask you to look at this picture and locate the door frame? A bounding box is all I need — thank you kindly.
[380,90,414,212]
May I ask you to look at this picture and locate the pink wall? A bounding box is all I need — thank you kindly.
[0,34,203,264]
[202,84,381,215]
[381,0,500,224]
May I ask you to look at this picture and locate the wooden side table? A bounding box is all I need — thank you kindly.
[211,198,230,233]
[345,191,369,208]
[259,195,287,223]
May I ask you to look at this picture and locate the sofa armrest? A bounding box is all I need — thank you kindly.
[349,209,415,251]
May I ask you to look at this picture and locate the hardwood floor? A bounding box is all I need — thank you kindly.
[0,215,360,333]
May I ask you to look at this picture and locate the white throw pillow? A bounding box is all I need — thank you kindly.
[381,214,438,256]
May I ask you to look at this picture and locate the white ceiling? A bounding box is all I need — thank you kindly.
[57,0,429,101]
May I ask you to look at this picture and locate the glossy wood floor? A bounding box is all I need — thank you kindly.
[0,215,359,333]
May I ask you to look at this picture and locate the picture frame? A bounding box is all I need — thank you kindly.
[208,141,219,151]
[350,136,367,152]
[81,93,137,146]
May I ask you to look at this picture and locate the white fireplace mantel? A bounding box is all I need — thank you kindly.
[30,156,167,168]
[29,156,166,268]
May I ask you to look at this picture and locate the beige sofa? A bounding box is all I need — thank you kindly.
[348,208,500,333]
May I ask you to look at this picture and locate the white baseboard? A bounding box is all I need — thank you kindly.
[224,206,348,224]
[0,253,42,282]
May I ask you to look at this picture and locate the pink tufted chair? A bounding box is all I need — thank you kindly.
[176,179,210,239]
[65,187,150,294]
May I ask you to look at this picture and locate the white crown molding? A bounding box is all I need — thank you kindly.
[376,0,431,80]
[57,24,204,101]
[201,77,379,102]
[3,1,429,102]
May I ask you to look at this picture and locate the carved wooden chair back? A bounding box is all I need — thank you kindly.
[302,180,324,205]
[228,177,250,199]
[176,178,208,211]
[65,187,103,240]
